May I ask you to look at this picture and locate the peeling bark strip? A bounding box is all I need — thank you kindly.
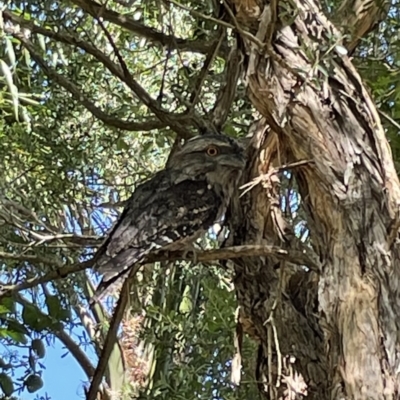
[229,0,400,398]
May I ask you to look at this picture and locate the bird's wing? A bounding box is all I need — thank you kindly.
[92,170,171,271]
[93,173,221,292]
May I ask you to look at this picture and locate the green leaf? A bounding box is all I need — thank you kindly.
[37,34,46,52]
[6,319,28,333]
[0,305,10,314]
[0,328,28,345]
[117,138,129,151]
[45,295,70,322]
[5,319,29,343]
[31,339,46,358]
[24,374,43,393]
[179,285,193,314]
[0,298,15,314]
[0,372,14,396]
[22,304,52,331]
[0,357,10,370]
[22,304,39,327]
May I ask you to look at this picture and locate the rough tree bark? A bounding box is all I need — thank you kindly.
[227,0,400,398]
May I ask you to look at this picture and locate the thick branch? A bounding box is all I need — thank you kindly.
[0,245,319,296]
[86,277,131,400]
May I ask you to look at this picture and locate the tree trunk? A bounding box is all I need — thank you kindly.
[228,0,400,398]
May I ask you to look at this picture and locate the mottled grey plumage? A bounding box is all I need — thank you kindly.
[93,134,245,297]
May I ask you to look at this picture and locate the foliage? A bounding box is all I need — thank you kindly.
[0,0,397,399]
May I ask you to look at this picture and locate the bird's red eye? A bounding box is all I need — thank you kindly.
[206,146,219,156]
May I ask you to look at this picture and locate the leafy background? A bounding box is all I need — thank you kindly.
[0,0,398,399]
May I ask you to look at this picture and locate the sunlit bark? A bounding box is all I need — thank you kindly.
[230,0,400,398]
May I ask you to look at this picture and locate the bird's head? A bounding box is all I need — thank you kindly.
[168,134,246,176]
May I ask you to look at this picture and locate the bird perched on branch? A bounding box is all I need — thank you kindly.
[92,134,246,299]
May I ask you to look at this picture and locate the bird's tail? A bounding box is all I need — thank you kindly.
[90,271,129,306]
[90,248,145,305]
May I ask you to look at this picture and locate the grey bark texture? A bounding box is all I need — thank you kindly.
[227,0,400,398]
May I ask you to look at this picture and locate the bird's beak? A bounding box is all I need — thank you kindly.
[222,155,246,170]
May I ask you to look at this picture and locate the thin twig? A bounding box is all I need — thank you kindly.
[158,48,171,104]
[240,159,314,196]
[88,8,191,137]
[264,299,282,388]
[4,25,163,132]
[0,251,63,267]
[67,0,220,54]
[166,0,263,49]
[166,0,235,30]
[189,30,225,108]
[94,15,130,79]
[3,18,192,137]
[378,109,400,132]
[211,46,243,129]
